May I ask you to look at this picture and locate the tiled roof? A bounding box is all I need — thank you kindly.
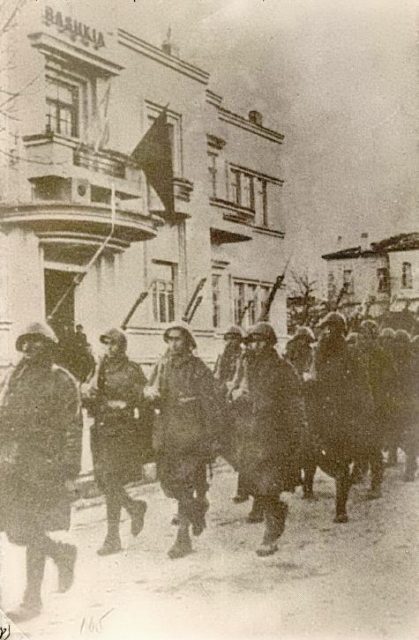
[371,232,419,253]
[322,232,419,260]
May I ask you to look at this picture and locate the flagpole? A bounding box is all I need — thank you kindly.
[47,184,116,324]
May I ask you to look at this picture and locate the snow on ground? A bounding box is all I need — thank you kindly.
[1,461,418,640]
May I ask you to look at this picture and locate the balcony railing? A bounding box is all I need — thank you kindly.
[73,147,126,179]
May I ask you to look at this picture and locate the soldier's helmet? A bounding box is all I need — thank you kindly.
[224,325,244,340]
[379,327,395,340]
[16,321,58,351]
[410,334,419,353]
[294,326,316,344]
[100,328,127,351]
[246,321,277,344]
[394,329,411,345]
[318,311,347,335]
[359,319,379,339]
[163,320,197,349]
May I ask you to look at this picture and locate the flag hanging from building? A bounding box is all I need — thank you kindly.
[90,83,111,152]
[130,107,175,216]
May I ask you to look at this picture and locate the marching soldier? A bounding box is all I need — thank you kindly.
[355,319,397,498]
[231,322,306,556]
[144,321,221,559]
[84,328,148,556]
[312,312,374,522]
[0,322,82,622]
[214,325,249,503]
[378,327,399,466]
[285,326,318,500]
[405,335,419,481]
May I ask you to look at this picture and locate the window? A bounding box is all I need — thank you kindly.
[257,179,268,227]
[377,267,390,293]
[241,174,254,209]
[151,262,176,323]
[212,274,221,328]
[343,269,354,295]
[327,271,336,299]
[230,169,241,206]
[401,262,413,289]
[233,280,272,328]
[46,78,79,137]
[208,153,217,198]
[229,168,255,210]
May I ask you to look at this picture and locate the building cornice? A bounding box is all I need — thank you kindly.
[118,29,210,85]
[28,31,124,77]
[207,134,226,151]
[253,226,285,239]
[218,107,284,144]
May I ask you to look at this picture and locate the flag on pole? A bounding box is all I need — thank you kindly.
[130,107,175,217]
[90,83,111,152]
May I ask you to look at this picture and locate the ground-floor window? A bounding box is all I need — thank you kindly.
[233,279,272,328]
[151,261,176,323]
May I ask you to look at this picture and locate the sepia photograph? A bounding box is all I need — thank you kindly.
[0,0,417,638]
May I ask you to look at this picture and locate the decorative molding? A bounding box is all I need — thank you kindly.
[207,133,226,151]
[229,162,284,186]
[28,31,124,77]
[253,225,285,239]
[173,177,194,202]
[118,29,210,85]
[218,107,284,144]
[206,89,223,107]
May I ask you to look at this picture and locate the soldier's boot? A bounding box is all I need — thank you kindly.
[233,474,250,503]
[334,466,350,523]
[186,497,209,537]
[7,544,45,622]
[247,497,265,523]
[386,446,398,467]
[256,500,288,557]
[403,450,417,482]
[129,500,148,537]
[168,506,193,559]
[302,462,317,500]
[367,449,384,500]
[98,494,122,555]
[52,541,77,593]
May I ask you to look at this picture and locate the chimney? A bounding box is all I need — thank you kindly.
[162,27,179,57]
[248,110,263,127]
[360,232,369,251]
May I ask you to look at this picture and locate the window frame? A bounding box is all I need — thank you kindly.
[150,261,177,325]
[45,76,81,138]
[401,262,413,289]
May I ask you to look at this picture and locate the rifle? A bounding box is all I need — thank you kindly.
[237,299,255,326]
[121,291,149,330]
[258,254,292,322]
[182,278,206,323]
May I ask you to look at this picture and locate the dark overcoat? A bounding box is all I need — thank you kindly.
[233,348,306,496]
[0,359,82,544]
[87,354,148,491]
[311,335,374,462]
[149,352,221,499]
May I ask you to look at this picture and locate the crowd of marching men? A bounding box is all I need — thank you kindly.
[0,313,418,622]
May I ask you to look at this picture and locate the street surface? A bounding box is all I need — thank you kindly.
[1,461,418,640]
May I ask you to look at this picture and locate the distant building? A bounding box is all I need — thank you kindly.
[0,1,287,368]
[322,232,419,321]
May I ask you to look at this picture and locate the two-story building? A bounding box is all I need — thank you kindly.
[0,1,287,368]
[322,232,419,319]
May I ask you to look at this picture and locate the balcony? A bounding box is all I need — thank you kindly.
[209,197,255,225]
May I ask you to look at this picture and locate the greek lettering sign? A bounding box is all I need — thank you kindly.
[44,6,105,50]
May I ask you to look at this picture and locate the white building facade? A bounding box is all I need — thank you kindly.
[322,233,419,319]
[0,1,287,369]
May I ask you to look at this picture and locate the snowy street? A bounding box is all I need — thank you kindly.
[2,461,418,640]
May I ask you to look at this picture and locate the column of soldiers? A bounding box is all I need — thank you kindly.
[0,312,417,622]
